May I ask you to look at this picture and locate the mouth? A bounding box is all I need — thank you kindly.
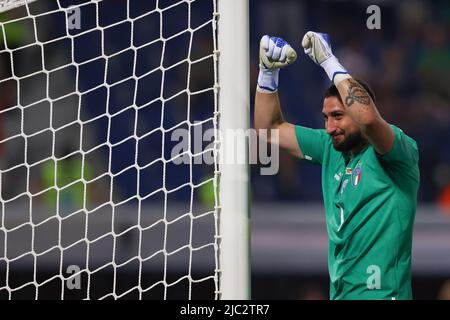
[332,134,344,143]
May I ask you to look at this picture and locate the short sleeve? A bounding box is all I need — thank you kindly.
[378,125,420,188]
[295,125,329,165]
[380,125,419,167]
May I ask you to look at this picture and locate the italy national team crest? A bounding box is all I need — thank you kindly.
[351,163,363,187]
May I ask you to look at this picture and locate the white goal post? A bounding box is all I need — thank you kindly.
[0,0,250,299]
[217,0,250,300]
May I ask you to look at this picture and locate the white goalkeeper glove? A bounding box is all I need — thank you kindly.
[301,31,351,85]
[257,35,297,93]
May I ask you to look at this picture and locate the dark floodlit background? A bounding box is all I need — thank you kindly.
[0,0,449,299]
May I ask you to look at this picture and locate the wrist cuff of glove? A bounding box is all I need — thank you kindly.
[320,56,351,86]
[257,68,279,93]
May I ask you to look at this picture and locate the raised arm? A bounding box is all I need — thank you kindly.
[301,31,394,155]
[335,79,393,155]
[254,35,303,158]
[255,91,302,158]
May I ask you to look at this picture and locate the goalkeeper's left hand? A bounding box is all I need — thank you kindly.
[301,31,351,85]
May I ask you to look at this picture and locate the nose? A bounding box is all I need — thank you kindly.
[325,119,336,135]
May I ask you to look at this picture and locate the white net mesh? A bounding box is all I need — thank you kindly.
[0,0,220,299]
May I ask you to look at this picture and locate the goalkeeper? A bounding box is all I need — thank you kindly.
[254,33,419,300]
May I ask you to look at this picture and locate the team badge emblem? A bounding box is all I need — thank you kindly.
[352,163,362,187]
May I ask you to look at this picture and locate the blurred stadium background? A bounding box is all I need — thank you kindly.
[0,0,449,299]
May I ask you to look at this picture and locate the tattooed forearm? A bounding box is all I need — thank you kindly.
[344,79,371,107]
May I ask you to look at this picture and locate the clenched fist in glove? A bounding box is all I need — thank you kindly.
[301,31,351,85]
[257,35,297,93]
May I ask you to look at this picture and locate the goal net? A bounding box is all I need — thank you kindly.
[0,0,249,300]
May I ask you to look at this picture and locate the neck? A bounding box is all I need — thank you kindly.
[351,141,369,156]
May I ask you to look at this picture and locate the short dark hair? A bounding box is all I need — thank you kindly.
[324,78,376,103]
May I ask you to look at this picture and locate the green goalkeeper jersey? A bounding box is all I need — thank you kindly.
[295,124,419,300]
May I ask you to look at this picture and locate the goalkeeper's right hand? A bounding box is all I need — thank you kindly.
[257,35,297,93]
[259,35,297,70]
